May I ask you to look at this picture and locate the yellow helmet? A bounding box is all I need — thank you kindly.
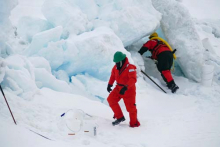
[149,32,158,39]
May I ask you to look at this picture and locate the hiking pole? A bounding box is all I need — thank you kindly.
[0,84,17,125]
[141,70,166,93]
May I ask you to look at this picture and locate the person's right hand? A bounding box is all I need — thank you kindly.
[138,46,148,55]
[107,84,113,93]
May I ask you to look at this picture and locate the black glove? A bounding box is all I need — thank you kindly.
[107,84,113,93]
[119,86,127,95]
[146,56,152,59]
[138,46,148,55]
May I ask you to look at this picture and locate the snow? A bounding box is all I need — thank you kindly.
[1,0,220,147]
[181,0,220,20]
[1,79,220,147]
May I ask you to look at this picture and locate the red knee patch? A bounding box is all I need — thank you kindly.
[162,70,173,83]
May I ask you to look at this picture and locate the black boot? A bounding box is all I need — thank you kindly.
[167,80,179,93]
[112,116,125,126]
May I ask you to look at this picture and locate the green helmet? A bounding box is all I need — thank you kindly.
[113,51,126,63]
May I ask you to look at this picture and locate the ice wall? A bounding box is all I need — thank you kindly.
[41,0,161,46]
[194,19,220,85]
[0,60,6,83]
[42,0,93,38]
[152,0,204,82]
[95,0,161,47]
[17,17,53,43]
[0,0,18,83]
[2,0,161,98]
[37,0,161,80]
[25,27,132,81]
[0,0,18,57]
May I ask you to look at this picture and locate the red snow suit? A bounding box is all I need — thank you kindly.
[143,39,173,83]
[107,57,140,127]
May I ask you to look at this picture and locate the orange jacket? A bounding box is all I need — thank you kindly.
[108,57,137,91]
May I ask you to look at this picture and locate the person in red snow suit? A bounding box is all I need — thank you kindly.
[107,51,140,127]
[138,32,179,93]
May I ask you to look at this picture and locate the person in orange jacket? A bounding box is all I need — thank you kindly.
[138,32,179,93]
[107,51,140,127]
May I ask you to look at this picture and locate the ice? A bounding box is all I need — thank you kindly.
[41,0,161,46]
[194,19,220,85]
[128,50,145,77]
[0,0,18,58]
[94,0,112,7]
[7,0,217,85]
[195,19,220,56]
[67,0,99,20]
[57,27,133,81]
[152,0,205,82]
[9,0,45,26]
[96,0,161,47]
[23,27,133,81]
[28,56,51,73]
[0,0,18,22]
[71,76,86,91]
[1,53,79,99]
[17,16,53,43]
[24,26,63,56]
[202,38,215,54]
[73,73,109,101]
[1,0,220,147]
[2,55,38,100]
[0,59,6,83]
[38,40,66,69]
[53,70,69,83]
[42,0,92,38]
[34,68,72,93]
[0,0,18,82]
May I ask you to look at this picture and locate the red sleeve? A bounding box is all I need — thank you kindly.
[108,66,116,85]
[143,40,157,50]
[125,65,137,89]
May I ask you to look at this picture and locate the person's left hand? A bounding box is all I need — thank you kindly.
[146,56,152,59]
[107,84,113,93]
[119,86,127,95]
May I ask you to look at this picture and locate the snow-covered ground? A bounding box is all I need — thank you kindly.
[1,77,220,147]
[1,0,220,147]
